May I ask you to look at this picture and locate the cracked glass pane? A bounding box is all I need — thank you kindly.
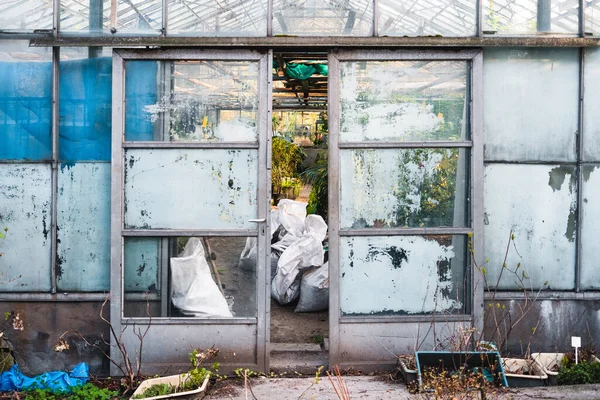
[340,60,468,142]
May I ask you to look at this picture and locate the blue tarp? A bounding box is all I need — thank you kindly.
[0,362,89,392]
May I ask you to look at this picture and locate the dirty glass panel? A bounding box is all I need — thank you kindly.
[124,236,257,318]
[60,0,161,33]
[0,164,52,292]
[587,3,600,35]
[580,165,600,290]
[125,60,259,142]
[60,48,112,162]
[340,148,469,229]
[0,41,52,161]
[340,60,468,142]
[583,48,600,162]
[483,164,576,290]
[272,0,373,36]
[168,0,266,36]
[124,149,258,230]
[483,48,578,162]
[378,0,476,37]
[483,0,579,34]
[0,0,52,30]
[56,163,110,291]
[340,235,468,315]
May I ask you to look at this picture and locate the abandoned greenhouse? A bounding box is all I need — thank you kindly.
[1,0,600,379]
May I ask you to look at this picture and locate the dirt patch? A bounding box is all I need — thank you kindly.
[270,299,328,343]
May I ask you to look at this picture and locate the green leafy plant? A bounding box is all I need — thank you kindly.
[301,154,328,220]
[132,383,174,399]
[558,361,600,385]
[23,383,118,400]
[272,136,305,195]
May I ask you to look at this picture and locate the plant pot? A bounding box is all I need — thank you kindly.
[415,351,508,392]
[130,373,209,400]
[532,352,600,386]
[502,357,547,387]
[395,357,418,387]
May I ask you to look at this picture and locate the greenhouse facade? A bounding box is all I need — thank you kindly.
[1,0,600,376]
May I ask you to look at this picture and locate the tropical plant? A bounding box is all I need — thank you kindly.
[272,136,305,195]
[301,154,328,221]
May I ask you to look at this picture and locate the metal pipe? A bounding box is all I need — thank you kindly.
[537,0,552,32]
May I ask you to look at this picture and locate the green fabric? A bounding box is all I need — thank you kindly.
[284,62,328,80]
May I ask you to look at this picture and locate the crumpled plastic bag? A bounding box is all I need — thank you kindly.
[171,238,232,317]
[295,261,329,313]
[0,362,88,392]
[271,214,327,305]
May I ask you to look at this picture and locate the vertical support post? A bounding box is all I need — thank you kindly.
[89,0,103,57]
[575,47,585,292]
[476,0,483,37]
[267,0,273,36]
[53,0,60,34]
[50,47,60,294]
[579,0,585,37]
[328,51,341,367]
[537,0,552,32]
[471,51,485,337]
[162,0,168,36]
[372,0,378,37]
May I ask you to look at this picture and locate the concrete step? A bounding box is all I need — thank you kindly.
[269,342,329,375]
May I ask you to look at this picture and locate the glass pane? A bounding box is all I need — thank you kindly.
[0,41,53,161]
[56,163,110,291]
[124,149,258,230]
[125,60,259,142]
[340,148,469,229]
[581,165,600,290]
[272,0,373,36]
[340,60,468,142]
[60,0,161,34]
[60,48,112,161]
[586,2,600,35]
[0,0,53,30]
[378,0,476,37]
[168,0,266,36]
[483,48,578,162]
[583,48,600,162]
[0,164,52,292]
[124,236,257,318]
[484,164,576,290]
[483,0,579,34]
[340,235,468,315]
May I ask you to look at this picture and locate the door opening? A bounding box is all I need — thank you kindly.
[269,52,329,371]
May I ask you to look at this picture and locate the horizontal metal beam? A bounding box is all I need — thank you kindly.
[484,291,600,301]
[339,227,472,236]
[122,229,258,237]
[0,292,109,301]
[339,141,472,149]
[123,142,259,149]
[340,314,472,324]
[122,317,257,325]
[28,36,600,48]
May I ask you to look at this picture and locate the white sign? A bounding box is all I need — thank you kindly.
[572,336,581,347]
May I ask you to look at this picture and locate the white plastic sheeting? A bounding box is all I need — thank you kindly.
[171,237,232,318]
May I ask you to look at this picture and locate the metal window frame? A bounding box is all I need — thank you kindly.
[110,48,271,372]
[328,49,483,366]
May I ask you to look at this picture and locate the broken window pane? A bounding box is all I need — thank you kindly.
[272,0,373,36]
[124,149,258,230]
[483,0,579,35]
[0,0,52,31]
[484,164,576,290]
[60,0,161,34]
[168,0,266,36]
[340,60,468,142]
[124,236,257,318]
[378,0,476,37]
[583,48,600,162]
[483,48,578,162]
[60,48,112,161]
[0,41,52,161]
[125,60,259,142]
[340,235,468,315]
[580,165,600,290]
[340,148,469,229]
[0,164,52,292]
[57,163,111,291]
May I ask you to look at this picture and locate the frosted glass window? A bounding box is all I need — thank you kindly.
[272,0,373,36]
[56,163,111,292]
[0,41,53,161]
[124,149,258,230]
[583,48,600,162]
[483,164,576,290]
[340,148,469,229]
[483,0,579,34]
[0,164,52,292]
[60,0,161,34]
[0,0,53,30]
[124,237,160,293]
[125,60,259,142]
[580,165,600,290]
[483,48,578,162]
[168,0,266,36]
[340,236,467,315]
[378,0,476,37]
[340,60,468,142]
[586,3,600,35]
